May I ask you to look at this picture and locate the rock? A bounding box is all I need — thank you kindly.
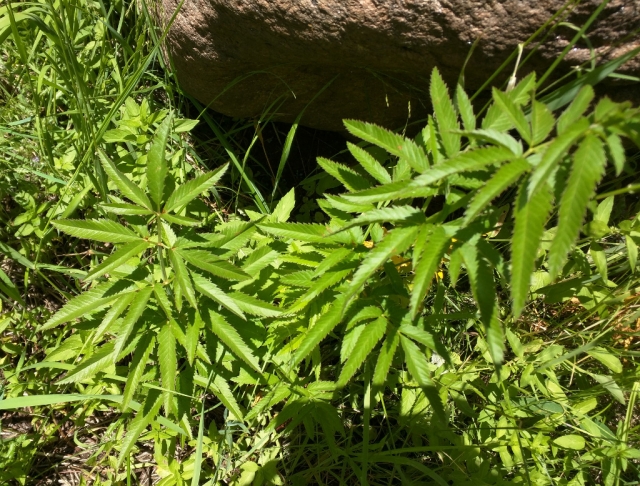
[159,0,640,131]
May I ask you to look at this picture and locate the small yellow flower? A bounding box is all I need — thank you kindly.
[363,240,374,248]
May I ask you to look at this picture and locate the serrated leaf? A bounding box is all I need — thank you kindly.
[463,159,529,225]
[161,213,201,227]
[347,142,392,184]
[271,188,295,222]
[343,120,429,173]
[53,219,143,243]
[400,335,445,420]
[556,85,594,135]
[98,150,152,210]
[206,309,260,371]
[92,292,137,344]
[57,343,115,384]
[372,328,400,391]
[84,240,149,283]
[167,249,197,310]
[606,133,625,176]
[41,280,133,330]
[334,206,424,234]
[460,243,504,364]
[117,390,162,468]
[461,129,523,156]
[511,182,553,318]
[346,226,419,299]
[527,117,590,198]
[492,88,531,145]
[122,334,155,411]
[430,68,460,157]
[158,323,177,416]
[228,292,282,317]
[148,113,172,208]
[341,180,436,205]
[547,135,606,278]
[292,293,351,367]
[337,316,386,387]
[164,163,228,212]
[114,287,153,357]
[191,272,245,319]
[530,100,555,145]
[195,371,244,420]
[409,226,449,319]
[399,325,440,352]
[412,146,514,188]
[456,84,476,132]
[100,203,154,216]
[185,311,202,365]
[323,194,375,213]
[317,157,371,192]
[258,222,339,244]
[178,249,249,281]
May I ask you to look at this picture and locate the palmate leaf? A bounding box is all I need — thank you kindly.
[53,219,143,243]
[114,287,153,358]
[323,194,374,213]
[84,240,150,283]
[460,129,523,156]
[344,120,429,173]
[340,306,383,362]
[92,292,137,344]
[460,243,504,364]
[463,159,529,225]
[333,206,424,234]
[98,150,152,210]
[456,84,476,132]
[346,226,420,299]
[121,334,155,411]
[337,316,386,387]
[161,213,201,227]
[409,226,450,319]
[147,113,172,209]
[511,182,553,318]
[492,89,531,145]
[527,117,589,198]
[530,100,556,145]
[258,222,339,244]
[41,280,135,331]
[292,293,352,367]
[205,309,260,372]
[194,370,244,420]
[556,85,594,135]
[412,146,514,188]
[317,157,371,192]
[178,248,250,281]
[288,268,356,314]
[430,68,460,157]
[191,272,245,319]
[167,249,197,310]
[163,163,228,212]
[228,292,282,317]
[548,135,607,278]
[372,328,400,391]
[101,203,154,216]
[57,342,116,384]
[117,389,163,468]
[400,335,445,420]
[347,142,392,184]
[157,323,177,417]
[341,180,437,205]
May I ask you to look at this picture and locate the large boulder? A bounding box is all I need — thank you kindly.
[160,0,640,131]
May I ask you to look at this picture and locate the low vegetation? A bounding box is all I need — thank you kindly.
[1,0,639,485]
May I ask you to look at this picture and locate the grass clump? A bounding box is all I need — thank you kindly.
[1,0,640,485]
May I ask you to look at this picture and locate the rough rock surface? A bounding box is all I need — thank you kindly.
[160,0,640,131]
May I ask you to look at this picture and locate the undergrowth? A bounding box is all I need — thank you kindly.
[1,0,640,485]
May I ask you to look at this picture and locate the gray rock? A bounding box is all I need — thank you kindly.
[159,0,640,131]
